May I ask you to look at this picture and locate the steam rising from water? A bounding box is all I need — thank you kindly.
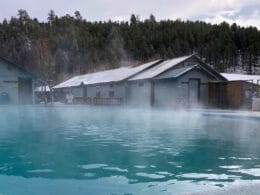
[0,105,260,194]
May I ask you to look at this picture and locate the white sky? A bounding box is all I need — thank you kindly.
[0,0,259,29]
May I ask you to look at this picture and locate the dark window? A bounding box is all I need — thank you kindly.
[139,82,144,87]
[110,84,114,88]
[96,91,101,98]
[109,91,114,98]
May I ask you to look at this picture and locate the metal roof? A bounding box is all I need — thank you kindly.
[129,55,193,80]
[54,54,227,89]
[53,60,161,88]
[154,66,196,79]
[221,73,260,85]
[0,56,37,78]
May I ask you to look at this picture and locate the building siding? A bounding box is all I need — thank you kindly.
[154,79,179,107]
[176,68,215,107]
[126,81,152,107]
[153,68,215,108]
[85,82,125,99]
[0,59,35,104]
[53,55,225,107]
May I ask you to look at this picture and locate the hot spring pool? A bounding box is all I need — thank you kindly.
[0,106,260,195]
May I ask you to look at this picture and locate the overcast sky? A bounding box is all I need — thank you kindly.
[0,0,259,28]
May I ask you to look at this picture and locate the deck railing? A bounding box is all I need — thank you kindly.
[92,97,122,105]
[67,97,122,105]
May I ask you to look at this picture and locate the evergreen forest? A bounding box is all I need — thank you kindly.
[0,10,259,82]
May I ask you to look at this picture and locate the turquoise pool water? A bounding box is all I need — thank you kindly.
[0,106,260,195]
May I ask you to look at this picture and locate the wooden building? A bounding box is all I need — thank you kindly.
[53,55,226,108]
[209,80,259,110]
[127,55,226,107]
[53,60,161,105]
[0,56,37,104]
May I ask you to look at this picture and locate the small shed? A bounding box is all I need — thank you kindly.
[208,81,257,109]
[0,56,37,104]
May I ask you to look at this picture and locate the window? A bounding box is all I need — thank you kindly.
[139,82,144,87]
[109,84,114,88]
[96,91,101,98]
[109,91,114,98]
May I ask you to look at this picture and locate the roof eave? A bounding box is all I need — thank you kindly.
[152,54,195,78]
[193,56,228,81]
[0,56,37,79]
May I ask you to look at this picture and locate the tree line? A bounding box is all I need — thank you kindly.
[0,10,259,82]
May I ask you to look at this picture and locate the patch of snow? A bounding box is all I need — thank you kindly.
[35,85,51,92]
[221,73,260,85]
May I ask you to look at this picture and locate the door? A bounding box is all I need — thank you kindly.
[188,79,200,108]
[18,78,32,104]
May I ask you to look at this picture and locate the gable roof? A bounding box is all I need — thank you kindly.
[152,64,225,81]
[53,60,161,88]
[54,55,227,89]
[192,56,227,81]
[0,56,36,78]
[129,55,193,80]
[129,54,227,81]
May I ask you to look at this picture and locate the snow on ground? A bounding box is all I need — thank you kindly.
[35,85,51,92]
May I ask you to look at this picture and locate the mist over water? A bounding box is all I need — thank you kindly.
[0,105,260,194]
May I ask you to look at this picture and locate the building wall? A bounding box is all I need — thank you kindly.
[153,79,180,107]
[116,67,215,108]
[71,87,84,98]
[0,59,33,104]
[86,82,125,99]
[154,68,216,108]
[0,75,19,104]
[176,68,215,106]
[126,80,152,107]
[55,58,221,107]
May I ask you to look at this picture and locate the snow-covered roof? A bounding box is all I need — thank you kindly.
[221,73,260,85]
[35,85,51,92]
[53,60,161,88]
[155,66,197,79]
[129,55,193,80]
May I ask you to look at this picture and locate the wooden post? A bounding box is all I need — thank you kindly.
[32,80,35,104]
[150,81,155,106]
